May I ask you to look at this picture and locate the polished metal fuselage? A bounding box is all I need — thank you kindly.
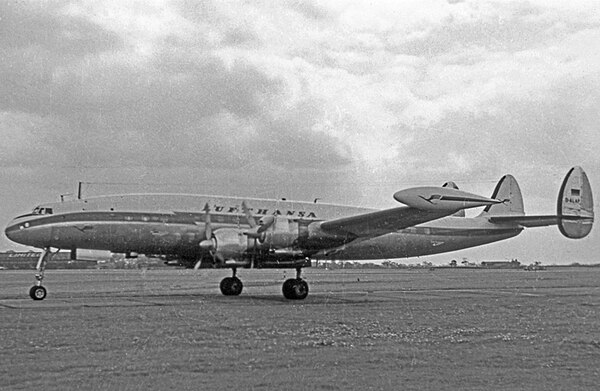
[5,194,521,262]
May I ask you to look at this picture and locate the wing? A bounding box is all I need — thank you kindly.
[319,186,503,237]
[319,206,455,237]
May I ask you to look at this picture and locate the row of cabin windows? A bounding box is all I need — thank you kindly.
[31,208,220,224]
[124,215,165,222]
[32,207,166,222]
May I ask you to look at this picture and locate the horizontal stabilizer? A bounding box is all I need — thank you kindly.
[488,214,583,228]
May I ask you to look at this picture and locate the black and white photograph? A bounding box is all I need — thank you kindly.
[1,1,599,389]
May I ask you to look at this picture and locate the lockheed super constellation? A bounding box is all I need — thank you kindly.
[5,167,593,300]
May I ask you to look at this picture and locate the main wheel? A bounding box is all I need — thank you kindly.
[282,278,309,300]
[282,278,295,299]
[29,285,47,301]
[220,277,243,296]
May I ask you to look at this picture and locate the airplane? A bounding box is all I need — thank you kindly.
[4,166,594,301]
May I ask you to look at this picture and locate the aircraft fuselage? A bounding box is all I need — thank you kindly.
[5,194,521,265]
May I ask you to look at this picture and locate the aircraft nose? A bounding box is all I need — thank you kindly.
[5,220,26,245]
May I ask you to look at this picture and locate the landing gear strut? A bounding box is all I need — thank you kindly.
[219,268,243,296]
[282,267,309,300]
[29,247,53,300]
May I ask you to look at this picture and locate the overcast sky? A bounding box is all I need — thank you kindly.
[1,0,599,264]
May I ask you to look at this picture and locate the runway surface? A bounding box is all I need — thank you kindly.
[1,268,599,390]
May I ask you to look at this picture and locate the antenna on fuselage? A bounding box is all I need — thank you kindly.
[60,193,73,202]
[77,181,83,199]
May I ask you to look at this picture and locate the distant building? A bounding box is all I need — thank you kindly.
[480,259,521,269]
[0,251,96,270]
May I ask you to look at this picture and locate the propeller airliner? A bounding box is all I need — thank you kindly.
[5,166,594,301]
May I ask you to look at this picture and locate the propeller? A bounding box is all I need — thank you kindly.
[199,203,214,250]
[198,203,223,268]
[241,201,276,268]
[203,203,212,241]
[242,201,275,243]
[197,202,276,269]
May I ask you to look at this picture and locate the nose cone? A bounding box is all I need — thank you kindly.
[5,215,53,247]
[5,220,26,245]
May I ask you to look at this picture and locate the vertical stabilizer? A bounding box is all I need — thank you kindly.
[558,166,594,238]
[479,175,524,217]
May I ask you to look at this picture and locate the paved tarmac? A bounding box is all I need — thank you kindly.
[1,268,599,390]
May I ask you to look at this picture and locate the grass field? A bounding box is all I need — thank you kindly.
[1,268,599,390]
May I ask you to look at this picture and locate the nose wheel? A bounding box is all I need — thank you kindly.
[29,285,47,300]
[29,247,54,301]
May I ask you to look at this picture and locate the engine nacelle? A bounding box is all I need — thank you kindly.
[301,221,350,250]
[262,231,297,248]
[258,216,299,249]
[212,228,248,259]
[260,218,349,251]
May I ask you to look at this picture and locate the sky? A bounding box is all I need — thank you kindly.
[1,0,599,264]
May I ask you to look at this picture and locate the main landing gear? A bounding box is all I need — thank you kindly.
[282,267,309,300]
[29,247,54,300]
[217,267,310,300]
[219,268,243,296]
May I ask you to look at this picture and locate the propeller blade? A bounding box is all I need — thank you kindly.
[241,201,257,228]
[203,203,212,240]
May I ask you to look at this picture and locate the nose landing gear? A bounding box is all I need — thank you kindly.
[29,247,54,300]
[29,285,47,300]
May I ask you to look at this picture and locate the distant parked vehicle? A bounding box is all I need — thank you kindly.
[524,262,546,271]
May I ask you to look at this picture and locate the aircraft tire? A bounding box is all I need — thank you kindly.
[29,285,47,301]
[282,278,309,300]
[220,277,243,296]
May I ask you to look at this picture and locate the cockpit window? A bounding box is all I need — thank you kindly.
[32,207,53,215]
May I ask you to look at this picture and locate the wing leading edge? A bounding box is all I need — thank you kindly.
[319,206,454,237]
[319,187,503,237]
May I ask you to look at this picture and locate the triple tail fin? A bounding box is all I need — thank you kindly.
[557,166,594,238]
[486,166,594,239]
[478,174,525,217]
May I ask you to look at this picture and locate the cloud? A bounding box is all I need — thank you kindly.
[1,0,599,183]
[1,0,599,262]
